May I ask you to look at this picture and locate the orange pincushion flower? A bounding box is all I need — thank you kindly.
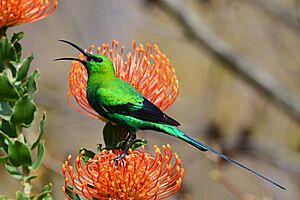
[62,145,184,200]
[0,0,58,28]
[68,40,179,119]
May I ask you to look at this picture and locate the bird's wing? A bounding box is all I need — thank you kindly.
[102,96,180,126]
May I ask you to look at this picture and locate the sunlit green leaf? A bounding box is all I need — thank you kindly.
[31,112,46,149]
[8,140,32,167]
[15,54,34,81]
[5,163,23,179]
[0,71,19,102]
[11,95,36,127]
[30,142,44,170]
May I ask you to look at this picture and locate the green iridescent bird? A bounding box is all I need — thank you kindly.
[56,40,285,190]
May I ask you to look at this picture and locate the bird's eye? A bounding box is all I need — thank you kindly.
[93,57,103,63]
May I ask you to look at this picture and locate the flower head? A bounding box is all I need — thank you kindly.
[62,145,184,200]
[68,40,179,119]
[0,0,58,28]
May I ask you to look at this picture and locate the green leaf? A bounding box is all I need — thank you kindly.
[65,186,81,200]
[0,130,11,152]
[42,183,52,193]
[8,140,32,167]
[11,95,36,127]
[0,37,17,67]
[31,112,46,149]
[15,55,34,81]
[1,119,17,137]
[26,175,37,182]
[0,71,20,102]
[16,191,30,200]
[0,155,8,163]
[5,163,23,179]
[36,183,52,200]
[11,32,24,44]
[0,102,13,121]
[14,42,22,62]
[79,148,95,162]
[130,139,148,150]
[0,195,8,200]
[26,70,39,98]
[30,142,44,170]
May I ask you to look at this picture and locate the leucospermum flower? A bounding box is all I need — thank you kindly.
[0,0,58,28]
[62,145,184,200]
[68,40,179,119]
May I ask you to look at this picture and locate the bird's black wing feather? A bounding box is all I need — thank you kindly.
[102,97,180,126]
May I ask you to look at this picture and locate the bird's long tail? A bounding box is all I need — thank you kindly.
[155,124,285,190]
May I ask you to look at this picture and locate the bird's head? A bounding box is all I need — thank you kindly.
[56,40,115,77]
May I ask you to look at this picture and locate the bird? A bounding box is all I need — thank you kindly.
[56,39,285,190]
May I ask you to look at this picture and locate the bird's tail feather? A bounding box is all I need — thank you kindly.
[156,124,285,190]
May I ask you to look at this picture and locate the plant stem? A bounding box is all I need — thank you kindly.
[22,166,31,197]
[0,27,7,38]
[16,125,25,143]
[17,125,32,197]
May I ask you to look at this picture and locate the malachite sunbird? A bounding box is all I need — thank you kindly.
[56,40,285,190]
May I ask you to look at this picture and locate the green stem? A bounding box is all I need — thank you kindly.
[0,27,7,38]
[16,125,24,143]
[17,126,32,197]
[22,166,31,197]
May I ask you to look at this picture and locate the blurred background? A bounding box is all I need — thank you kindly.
[1,0,300,199]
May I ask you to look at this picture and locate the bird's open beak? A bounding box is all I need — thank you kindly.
[54,39,92,67]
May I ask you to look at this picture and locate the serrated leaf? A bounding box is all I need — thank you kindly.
[65,186,81,200]
[31,112,46,149]
[11,95,36,127]
[0,37,17,67]
[0,72,20,102]
[15,54,33,81]
[26,70,39,98]
[5,163,23,179]
[11,32,24,44]
[8,140,32,167]
[79,148,95,162]
[30,142,44,170]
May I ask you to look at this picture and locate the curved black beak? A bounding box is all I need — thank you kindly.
[58,39,92,60]
[54,57,87,66]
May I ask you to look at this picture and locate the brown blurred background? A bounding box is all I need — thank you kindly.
[1,0,300,199]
